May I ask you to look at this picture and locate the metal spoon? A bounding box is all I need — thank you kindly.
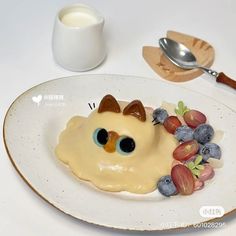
[159,38,236,89]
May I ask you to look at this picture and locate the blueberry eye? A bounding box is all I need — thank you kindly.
[116,136,135,155]
[93,128,108,147]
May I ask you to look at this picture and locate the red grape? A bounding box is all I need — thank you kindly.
[183,110,206,128]
[163,116,181,134]
[171,164,195,195]
[173,140,199,161]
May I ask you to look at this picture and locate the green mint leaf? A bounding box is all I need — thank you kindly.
[187,162,195,170]
[192,169,201,177]
[175,101,189,116]
[183,107,190,114]
[174,108,180,115]
[195,165,204,170]
[194,155,203,165]
[178,101,184,110]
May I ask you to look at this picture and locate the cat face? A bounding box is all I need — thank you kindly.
[87,95,155,158]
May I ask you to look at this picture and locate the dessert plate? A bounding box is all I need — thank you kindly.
[3,74,236,231]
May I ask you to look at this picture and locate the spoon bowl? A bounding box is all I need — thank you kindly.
[159,38,198,69]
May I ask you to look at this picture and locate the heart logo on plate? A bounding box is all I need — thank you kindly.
[32,95,42,106]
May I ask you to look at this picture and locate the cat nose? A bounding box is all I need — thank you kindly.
[103,131,119,153]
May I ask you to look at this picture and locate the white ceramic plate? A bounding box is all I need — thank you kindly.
[3,74,236,231]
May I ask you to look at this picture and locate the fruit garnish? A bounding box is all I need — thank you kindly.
[198,164,215,182]
[163,116,181,134]
[183,110,207,128]
[207,158,223,168]
[173,140,199,161]
[194,179,204,191]
[157,175,178,197]
[171,164,195,195]
[174,101,189,116]
[199,143,221,161]
[155,100,219,196]
[152,108,168,124]
[186,155,205,177]
[174,125,193,142]
[193,124,214,144]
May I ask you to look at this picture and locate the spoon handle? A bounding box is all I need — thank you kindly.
[216,72,236,90]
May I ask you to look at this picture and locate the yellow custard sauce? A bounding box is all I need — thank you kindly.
[55,98,178,194]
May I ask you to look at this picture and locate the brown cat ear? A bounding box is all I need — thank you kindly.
[98,94,121,113]
[123,100,146,122]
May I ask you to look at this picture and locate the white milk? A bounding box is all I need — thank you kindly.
[61,11,97,27]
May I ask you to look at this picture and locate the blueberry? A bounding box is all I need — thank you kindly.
[198,144,208,164]
[157,175,178,197]
[193,124,214,144]
[199,143,221,161]
[174,125,194,142]
[152,108,168,124]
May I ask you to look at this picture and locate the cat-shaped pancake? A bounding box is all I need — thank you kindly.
[55,95,178,194]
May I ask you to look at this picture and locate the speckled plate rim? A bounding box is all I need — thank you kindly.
[3,74,236,232]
